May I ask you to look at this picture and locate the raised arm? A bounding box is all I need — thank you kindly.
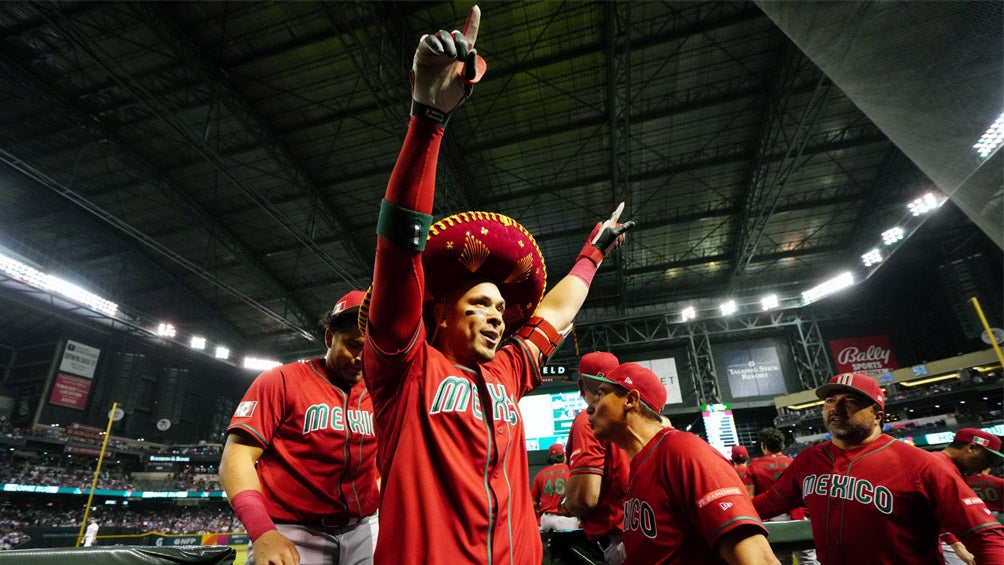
[367,7,483,358]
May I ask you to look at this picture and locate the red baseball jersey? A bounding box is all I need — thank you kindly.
[734,462,749,484]
[532,463,571,518]
[623,428,767,565]
[967,472,1004,512]
[365,117,546,564]
[227,359,378,523]
[747,453,794,495]
[753,434,1004,565]
[567,410,631,541]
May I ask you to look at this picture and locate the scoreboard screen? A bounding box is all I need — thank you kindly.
[702,403,740,459]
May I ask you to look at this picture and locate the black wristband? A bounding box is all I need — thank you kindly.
[410,100,451,128]
[376,199,433,252]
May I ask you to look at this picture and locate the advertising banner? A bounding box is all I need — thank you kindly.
[636,357,683,405]
[58,340,101,378]
[722,346,787,398]
[828,335,899,378]
[48,373,92,410]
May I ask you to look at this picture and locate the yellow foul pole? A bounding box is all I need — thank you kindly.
[970,297,1004,368]
[75,401,117,548]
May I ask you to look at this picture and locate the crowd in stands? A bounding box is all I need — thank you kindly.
[0,500,243,550]
[0,457,136,491]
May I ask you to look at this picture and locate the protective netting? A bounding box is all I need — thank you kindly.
[757,0,1003,248]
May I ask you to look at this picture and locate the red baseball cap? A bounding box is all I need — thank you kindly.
[954,428,1004,458]
[591,362,667,413]
[578,352,619,381]
[332,290,366,320]
[731,445,748,460]
[816,372,885,409]
[548,443,565,457]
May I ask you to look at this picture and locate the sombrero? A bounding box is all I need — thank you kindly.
[360,211,546,339]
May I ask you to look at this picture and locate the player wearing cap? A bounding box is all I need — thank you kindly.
[587,363,777,565]
[361,6,633,564]
[563,351,631,565]
[731,445,750,484]
[937,428,1004,565]
[220,290,379,565]
[533,443,578,531]
[753,373,1004,565]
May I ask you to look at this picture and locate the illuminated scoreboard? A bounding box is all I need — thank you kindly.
[702,403,740,458]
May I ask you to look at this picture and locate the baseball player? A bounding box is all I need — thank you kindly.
[587,363,778,565]
[731,445,750,484]
[533,443,578,531]
[360,6,633,564]
[753,372,1004,565]
[82,518,99,547]
[967,466,1004,512]
[220,290,379,565]
[745,427,817,565]
[562,351,631,565]
[936,428,1004,565]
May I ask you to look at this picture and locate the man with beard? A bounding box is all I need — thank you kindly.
[752,373,1004,565]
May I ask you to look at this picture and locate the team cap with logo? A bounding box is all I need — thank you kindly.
[332,290,366,320]
[954,428,1004,458]
[815,372,885,409]
[590,362,667,413]
[548,443,565,457]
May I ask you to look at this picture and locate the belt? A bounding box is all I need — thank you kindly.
[278,515,363,533]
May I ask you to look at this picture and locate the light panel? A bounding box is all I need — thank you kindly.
[0,252,118,316]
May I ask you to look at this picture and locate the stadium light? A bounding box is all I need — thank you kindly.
[973,111,1004,158]
[243,357,281,372]
[761,294,779,311]
[861,249,883,267]
[881,227,904,245]
[802,272,854,305]
[719,300,737,316]
[190,336,206,350]
[155,323,177,338]
[907,192,944,216]
[681,306,697,322]
[214,346,230,360]
[0,252,118,316]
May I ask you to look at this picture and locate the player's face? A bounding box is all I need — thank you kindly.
[959,445,995,475]
[325,326,364,384]
[436,281,506,366]
[586,383,626,442]
[823,392,880,445]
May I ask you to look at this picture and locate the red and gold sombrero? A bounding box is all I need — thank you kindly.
[360,211,546,338]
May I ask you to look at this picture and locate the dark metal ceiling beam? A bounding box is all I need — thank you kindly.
[0,52,317,340]
[728,45,832,288]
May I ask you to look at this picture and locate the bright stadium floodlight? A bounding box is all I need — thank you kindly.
[719,300,737,316]
[214,346,230,360]
[907,192,944,216]
[973,111,1004,158]
[861,249,883,267]
[681,306,697,322]
[190,336,206,350]
[802,272,855,305]
[155,323,177,338]
[761,294,779,311]
[0,252,118,316]
[243,357,281,372]
[881,227,904,245]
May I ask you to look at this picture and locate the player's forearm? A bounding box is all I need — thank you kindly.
[384,117,443,213]
[532,275,588,339]
[563,475,601,516]
[717,530,780,565]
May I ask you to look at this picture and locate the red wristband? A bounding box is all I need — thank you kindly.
[230,490,277,541]
[569,255,599,287]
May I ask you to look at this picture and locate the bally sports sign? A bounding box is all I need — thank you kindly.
[828,335,899,378]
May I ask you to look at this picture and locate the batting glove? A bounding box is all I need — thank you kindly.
[578,204,635,266]
[410,5,487,127]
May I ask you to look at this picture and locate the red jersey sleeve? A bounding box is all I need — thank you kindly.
[226,367,286,448]
[921,456,1004,564]
[567,411,605,477]
[669,434,766,549]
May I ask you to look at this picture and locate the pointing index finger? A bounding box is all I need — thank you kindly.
[463,5,480,46]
